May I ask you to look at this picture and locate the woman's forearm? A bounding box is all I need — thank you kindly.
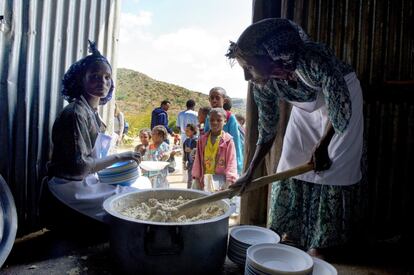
[311,120,335,171]
[91,154,123,173]
[246,137,275,175]
[319,120,335,147]
[91,151,141,173]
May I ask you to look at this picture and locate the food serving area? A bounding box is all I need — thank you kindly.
[0,161,410,275]
[1,1,413,274]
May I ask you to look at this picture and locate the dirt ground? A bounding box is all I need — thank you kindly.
[1,226,412,275]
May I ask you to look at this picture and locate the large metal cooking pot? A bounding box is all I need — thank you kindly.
[103,188,233,275]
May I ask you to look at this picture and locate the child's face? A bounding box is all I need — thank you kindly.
[209,112,226,135]
[83,62,112,99]
[209,91,224,108]
[139,132,150,145]
[185,127,195,138]
[198,110,206,124]
[151,131,163,144]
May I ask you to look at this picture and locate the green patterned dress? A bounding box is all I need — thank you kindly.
[253,42,366,250]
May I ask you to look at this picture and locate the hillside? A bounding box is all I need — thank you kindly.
[115,68,245,136]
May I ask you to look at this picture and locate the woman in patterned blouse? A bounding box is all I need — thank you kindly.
[227,18,365,257]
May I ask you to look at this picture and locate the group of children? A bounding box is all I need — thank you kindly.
[135,87,246,192]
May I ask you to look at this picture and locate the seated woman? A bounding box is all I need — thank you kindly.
[45,41,141,226]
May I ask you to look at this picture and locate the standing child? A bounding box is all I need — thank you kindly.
[182,124,198,188]
[204,87,244,175]
[113,103,125,146]
[135,128,151,156]
[192,108,238,190]
[142,125,170,188]
[197,106,211,136]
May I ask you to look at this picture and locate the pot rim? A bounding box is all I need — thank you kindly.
[103,188,234,226]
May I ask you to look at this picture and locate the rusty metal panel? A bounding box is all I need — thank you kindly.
[280,0,413,86]
[0,0,120,233]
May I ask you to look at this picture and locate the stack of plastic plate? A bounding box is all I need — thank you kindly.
[227,225,280,266]
[312,257,337,275]
[97,160,139,186]
[245,243,314,275]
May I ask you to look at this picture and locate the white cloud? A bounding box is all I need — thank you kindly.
[117,12,249,98]
[121,11,152,28]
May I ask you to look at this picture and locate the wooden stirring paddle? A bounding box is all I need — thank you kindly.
[174,162,314,215]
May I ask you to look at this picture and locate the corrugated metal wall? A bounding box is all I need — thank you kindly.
[281,0,414,86]
[243,0,413,241]
[0,0,120,234]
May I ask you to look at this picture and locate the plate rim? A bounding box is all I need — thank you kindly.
[246,243,313,274]
[0,175,18,268]
[312,257,337,275]
[230,225,281,245]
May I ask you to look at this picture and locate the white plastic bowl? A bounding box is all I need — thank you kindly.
[130,176,152,189]
[247,243,313,275]
[230,225,280,246]
[139,161,170,171]
[312,257,337,275]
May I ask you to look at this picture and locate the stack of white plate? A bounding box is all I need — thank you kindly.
[245,243,314,275]
[227,225,280,266]
[312,257,337,275]
[97,160,139,186]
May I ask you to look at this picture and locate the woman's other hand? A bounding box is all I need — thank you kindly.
[311,121,334,172]
[310,142,332,172]
[118,151,142,164]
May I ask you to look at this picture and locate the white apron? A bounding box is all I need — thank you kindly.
[48,133,150,222]
[276,72,363,186]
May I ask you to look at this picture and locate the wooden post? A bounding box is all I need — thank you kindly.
[240,0,289,226]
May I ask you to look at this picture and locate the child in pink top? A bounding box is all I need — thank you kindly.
[192,108,238,190]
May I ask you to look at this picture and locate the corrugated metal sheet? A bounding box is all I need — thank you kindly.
[363,83,414,240]
[0,0,120,234]
[280,0,414,86]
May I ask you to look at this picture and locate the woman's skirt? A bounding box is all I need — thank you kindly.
[267,176,366,250]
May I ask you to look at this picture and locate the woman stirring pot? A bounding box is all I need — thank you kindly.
[228,19,365,257]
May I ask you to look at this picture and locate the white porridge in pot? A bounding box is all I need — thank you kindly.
[118,196,225,223]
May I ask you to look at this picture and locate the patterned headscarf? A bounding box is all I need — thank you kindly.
[226,18,310,71]
[61,40,113,105]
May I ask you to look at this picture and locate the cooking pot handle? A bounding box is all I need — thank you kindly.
[144,225,183,255]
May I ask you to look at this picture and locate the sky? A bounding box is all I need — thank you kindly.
[118,0,252,98]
